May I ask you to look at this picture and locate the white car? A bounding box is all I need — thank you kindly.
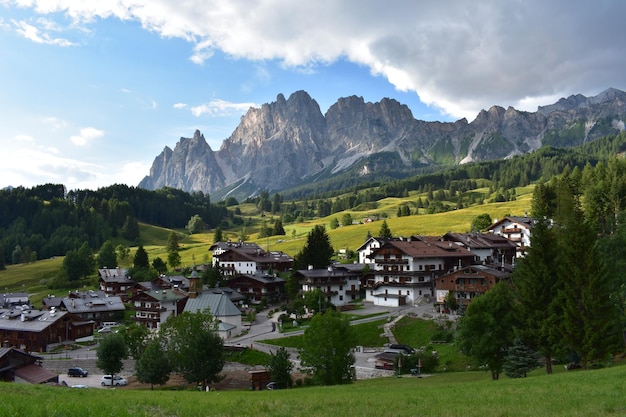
[101,375,127,386]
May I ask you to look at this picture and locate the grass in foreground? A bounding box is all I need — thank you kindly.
[1,365,625,417]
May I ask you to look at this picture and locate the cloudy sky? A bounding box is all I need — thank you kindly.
[2,0,626,191]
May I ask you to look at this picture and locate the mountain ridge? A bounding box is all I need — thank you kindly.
[139,88,626,199]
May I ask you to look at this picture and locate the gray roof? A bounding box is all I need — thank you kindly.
[0,308,67,332]
[61,295,125,314]
[183,292,241,318]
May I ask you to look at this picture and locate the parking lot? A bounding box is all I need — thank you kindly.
[60,373,128,389]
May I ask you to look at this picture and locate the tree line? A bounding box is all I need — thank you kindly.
[457,158,626,379]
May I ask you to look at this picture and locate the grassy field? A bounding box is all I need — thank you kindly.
[1,364,624,417]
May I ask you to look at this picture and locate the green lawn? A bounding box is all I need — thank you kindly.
[1,364,625,416]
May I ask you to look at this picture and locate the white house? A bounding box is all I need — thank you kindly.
[293,264,365,307]
[365,238,477,307]
[488,216,535,257]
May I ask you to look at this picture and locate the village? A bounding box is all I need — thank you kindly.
[0,216,532,386]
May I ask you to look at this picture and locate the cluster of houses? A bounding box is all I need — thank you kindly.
[0,216,532,367]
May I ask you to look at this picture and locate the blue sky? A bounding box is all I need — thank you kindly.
[2,0,626,191]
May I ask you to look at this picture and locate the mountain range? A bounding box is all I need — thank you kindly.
[139,88,626,199]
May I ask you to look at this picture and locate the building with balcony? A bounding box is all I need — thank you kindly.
[225,273,286,304]
[488,216,535,257]
[130,288,187,330]
[435,264,511,311]
[98,268,135,300]
[293,264,366,307]
[439,231,518,264]
[211,241,293,276]
[365,238,478,307]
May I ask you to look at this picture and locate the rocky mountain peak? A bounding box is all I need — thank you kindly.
[140,88,626,199]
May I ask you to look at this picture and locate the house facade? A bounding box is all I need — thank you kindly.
[226,273,286,304]
[130,288,187,330]
[435,264,510,311]
[0,307,69,353]
[365,239,478,307]
[439,232,518,264]
[488,216,535,257]
[211,242,293,276]
[98,268,135,300]
[293,264,365,307]
[57,291,125,328]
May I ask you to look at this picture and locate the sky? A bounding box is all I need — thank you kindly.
[2,0,626,191]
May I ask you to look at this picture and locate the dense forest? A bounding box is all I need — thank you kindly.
[0,184,227,265]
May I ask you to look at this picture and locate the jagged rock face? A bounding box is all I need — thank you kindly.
[139,88,626,197]
[139,131,225,193]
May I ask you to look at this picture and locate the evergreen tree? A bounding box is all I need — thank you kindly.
[122,215,139,241]
[0,243,4,270]
[273,218,286,235]
[293,225,334,270]
[167,232,181,269]
[133,245,150,269]
[554,179,621,368]
[512,182,561,374]
[379,220,392,238]
[213,226,223,243]
[503,338,541,378]
[152,257,167,274]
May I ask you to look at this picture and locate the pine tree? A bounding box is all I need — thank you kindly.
[293,225,334,270]
[379,220,392,238]
[503,338,542,378]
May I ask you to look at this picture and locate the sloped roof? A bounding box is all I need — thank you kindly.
[61,295,125,314]
[441,232,517,250]
[183,292,241,318]
[372,239,476,259]
[0,308,67,332]
[141,289,187,302]
[14,363,58,384]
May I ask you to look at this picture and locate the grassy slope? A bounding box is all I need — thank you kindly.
[1,365,625,417]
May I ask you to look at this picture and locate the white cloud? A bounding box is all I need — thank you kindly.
[173,103,187,109]
[7,1,626,120]
[11,18,76,46]
[190,99,256,117]
[70,127,104,146]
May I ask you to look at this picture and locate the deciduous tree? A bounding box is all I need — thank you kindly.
[160,309,224,390]
[456,282,516,380]
[97,240,117,268]
[96,333,128,378]
[267,347,293,389]
[136,337,171,390]
[299,310,356,385]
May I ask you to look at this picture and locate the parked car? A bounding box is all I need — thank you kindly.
[101,375,127,386]
[67,367,89,377]
[389,344,416,354]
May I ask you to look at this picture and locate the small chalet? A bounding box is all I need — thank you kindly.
[57,290,125,328]
[488,216,535,257]
[0,307,69,352]
[293,264,365,307]
[226,273,286,304]
[439,232,518,264]
[435,264,510,311]
[98,267,135,300]
[357,237,402,264]
[130,288,187,329]
[183,273,242,339]
[365,238,478,307]
[1,292,31,309]
[211,241,293,276]
[0,347,58,384]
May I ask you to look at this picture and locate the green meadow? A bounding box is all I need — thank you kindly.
[1,364,624,417]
